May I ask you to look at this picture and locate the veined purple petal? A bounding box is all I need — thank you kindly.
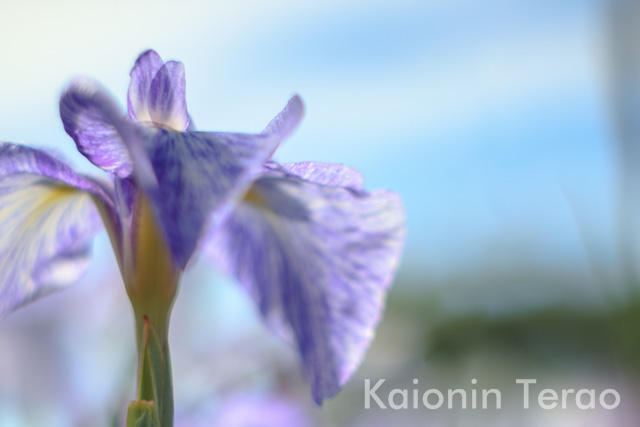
[267,162,364,189]
[263,95,305,140]
[207,166,405,403]
[0,143,114,202]
[128,50,189,131]
[140,130,282,269]
[0,143,108,318]
[148,61,189,131]
[114,176,137,220]
[130,96,305,268]
[60,78,133,178]
[128,49,164,123]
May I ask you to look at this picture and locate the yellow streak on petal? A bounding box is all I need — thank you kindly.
[0,179,92,295]
[243,186,269,209]
[21,185,78,229]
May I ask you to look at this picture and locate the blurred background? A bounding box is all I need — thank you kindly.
[1,0,639,425]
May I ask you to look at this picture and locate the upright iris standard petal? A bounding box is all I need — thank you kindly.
[128,49,165,123]
[60,79,133,178]
[0,143,109,318]
[207,165,405,403]
[148,61,189,131]
[127,50,189,131]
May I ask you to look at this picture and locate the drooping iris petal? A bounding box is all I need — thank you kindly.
[60,78,133,178]
[0,144,109,318]
[0,143,114,199]
[148,61,189,131]
[267,162,364,189]
[207,165,405,403]
[127,49,165,123]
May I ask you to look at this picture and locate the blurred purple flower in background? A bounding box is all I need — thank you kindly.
[0,48,405,415]
[177,394,313,427]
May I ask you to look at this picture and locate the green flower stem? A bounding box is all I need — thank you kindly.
[121,195,181,427]
[126,400,156,427]
[94,183,182,426]
[126,286,179,427]
[127,311,174,427]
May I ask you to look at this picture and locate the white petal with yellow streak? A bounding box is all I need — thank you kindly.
[0,175,102,317]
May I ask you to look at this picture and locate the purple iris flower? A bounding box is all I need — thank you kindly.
[0,50,405,404]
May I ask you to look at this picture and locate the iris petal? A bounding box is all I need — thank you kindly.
[129,95,304,268]
[127,49,165,123]
[0,144,108,318]
[141,130,286,268]
[0,143,114,200]
[148,61,189,131]
[128,50,189,130]
[60,78,133,178]
[268,162,364,189]
[207,166,405,403]
[263,95,305,138]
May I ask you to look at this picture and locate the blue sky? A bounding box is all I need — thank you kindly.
[0,0,614,289]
